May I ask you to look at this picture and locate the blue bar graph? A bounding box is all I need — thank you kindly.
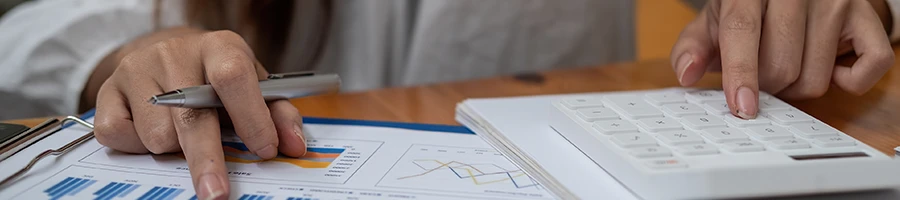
[238,194,274,200]
[93,182,140,200]
[137,186,185,200]
[44,177,97,200]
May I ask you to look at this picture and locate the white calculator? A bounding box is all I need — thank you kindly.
[548,88,900,200]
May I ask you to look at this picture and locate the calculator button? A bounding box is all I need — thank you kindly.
[628,146,672,158]
[575,107,619,122]
[592,120,639,135]
[765,110,814,124]
[603,95,664,119]
[702,101,731,115]
[686,90,724,103]
[562,97,604,109]
[746,125,794,141]
[789,122,838,138]
[644,159,688,169]
[812,136,856,147]
[611,133,658,148]
[660,103,707,117]
[759,99,791,111]
[701,128,750,143]
[656,130,705,145]
[723,141,765,152]
[680,115,727,130]
[768,138,811,150]
[675,144,719,155]
[636,117,683,132]
[645,92,687,105]
[722,114,771,127]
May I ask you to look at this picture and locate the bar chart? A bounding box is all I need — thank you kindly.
[137,186,184,200]
[237,194,275,200]
[93,181,140,200]
[24,167,193,200]
[43,177,96,200]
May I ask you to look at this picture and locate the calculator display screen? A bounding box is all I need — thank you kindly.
[790,152,869,160]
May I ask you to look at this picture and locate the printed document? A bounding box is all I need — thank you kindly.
[0,117,554,200]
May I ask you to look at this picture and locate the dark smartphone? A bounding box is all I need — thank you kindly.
[0,123,30,148]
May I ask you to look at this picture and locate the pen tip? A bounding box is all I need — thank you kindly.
[148,96,158,104]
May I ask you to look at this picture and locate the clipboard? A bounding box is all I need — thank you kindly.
[0,112,96,187]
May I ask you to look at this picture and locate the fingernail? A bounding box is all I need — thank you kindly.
[255,144,277,159]
[198,173,226,200]
[294,120,308,156]
[736,86,758,119]
[676,53,694,85]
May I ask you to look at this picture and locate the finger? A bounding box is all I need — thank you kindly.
[201,30,279,159]
[758,0,807,94]
[832,1,895,95]
[94,81,148,154]
[151,36,232,200]
[268,100,307,157]
[172,108,229,200]
[718,0,765,119]
[670,2,717,86]
[117,52,180,154]
[779,1,848,99]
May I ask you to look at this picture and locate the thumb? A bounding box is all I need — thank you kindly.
[670,5,717,86]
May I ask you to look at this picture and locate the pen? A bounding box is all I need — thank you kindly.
[148,71,341,108]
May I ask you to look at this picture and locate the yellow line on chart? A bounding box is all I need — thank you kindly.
[397,159,526,186]
[461,167,526,185]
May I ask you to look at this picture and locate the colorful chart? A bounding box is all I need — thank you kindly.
[377,144,552,199]
[82,138,381,184]
[398,160,537,188]
[220,141,345,168]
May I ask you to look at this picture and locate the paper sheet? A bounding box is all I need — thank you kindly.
[0,117,556,200]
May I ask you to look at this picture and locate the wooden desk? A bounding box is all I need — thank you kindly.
[11,48,900,156]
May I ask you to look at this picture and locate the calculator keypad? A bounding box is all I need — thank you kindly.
[559,89,863,171]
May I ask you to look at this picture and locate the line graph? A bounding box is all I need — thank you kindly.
[398,160,538,188]
[377,145,552,199]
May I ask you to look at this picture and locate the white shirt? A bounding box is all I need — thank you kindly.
[1,0,897,120]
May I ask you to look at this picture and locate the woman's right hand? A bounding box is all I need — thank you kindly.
[92,29,307,200]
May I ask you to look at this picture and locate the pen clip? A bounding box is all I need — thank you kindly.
[267,71,316,79]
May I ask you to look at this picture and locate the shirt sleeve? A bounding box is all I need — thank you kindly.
[887,0,900,42]
[0,0,183,120]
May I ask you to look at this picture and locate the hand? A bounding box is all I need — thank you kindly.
[92,29,307,200]
[671,0,895,119]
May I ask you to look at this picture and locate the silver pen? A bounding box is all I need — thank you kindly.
[148,71,341,108]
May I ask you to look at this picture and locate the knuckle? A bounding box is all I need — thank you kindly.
[207,51,255,86]
[92,119,119,146]
[871,50,895,72]
[793,83,829,99]
[142,131,178,154]
[118,53,145,75]
[202,30,244,43]
[721,11,758,33]
[820,1,849,21]
[765,61,801,86]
